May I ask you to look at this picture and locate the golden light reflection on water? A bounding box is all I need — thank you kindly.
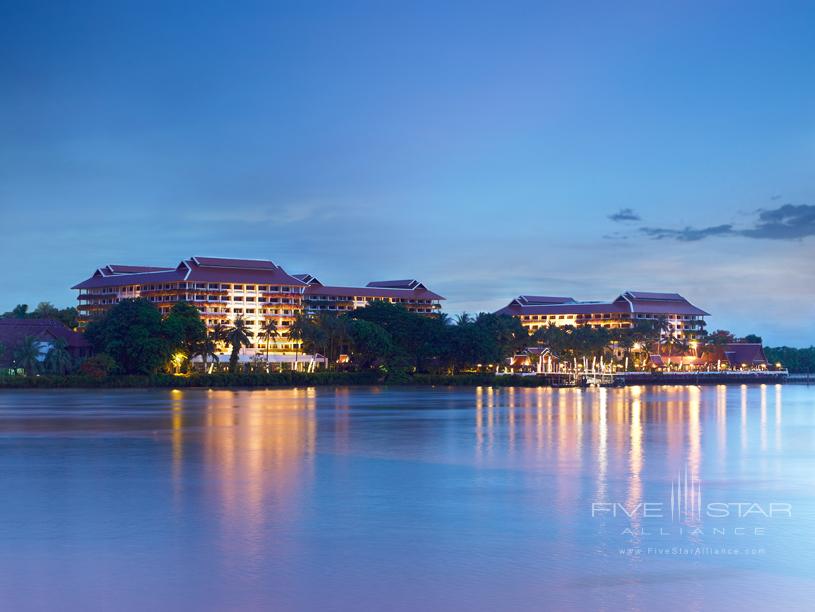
[189,388,318,569]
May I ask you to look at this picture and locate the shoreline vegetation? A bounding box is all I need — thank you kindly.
[0,370,795,389]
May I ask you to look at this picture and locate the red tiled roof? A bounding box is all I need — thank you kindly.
[73,269,186,289]
[497,290,709,317]
[623,291,685,301]
[73,269,186,290]
[619,291,709,316]
[184,258,305,286]
[305,285,444,300]
[0,319,91,351]
[722,343,767,366]
[190,256,279,270]
[103,265,174,275]
[366,279,426,290]
[293,274,323,286]
[517,295,575,305]
[73,257,306,290]
[497,301,629,316]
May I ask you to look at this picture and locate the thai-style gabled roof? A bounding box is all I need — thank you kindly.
[496,290,709,317]
[183,257,305,285]
[366,279,427,290]
[0,319,90,352]
[720,343,768,366]
[97,265,174,276]
[73,257,306,290]
[293,274,323,286]
[305,284,444,301]
[618,291,709,316]
[517,295,576,306]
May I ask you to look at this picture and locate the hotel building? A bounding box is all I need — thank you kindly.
[495,291,709,340]
[295,276,444,315]
[73,257,307,354]
[73,258,445,356]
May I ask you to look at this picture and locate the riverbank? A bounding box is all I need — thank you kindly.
[0,370,792,389]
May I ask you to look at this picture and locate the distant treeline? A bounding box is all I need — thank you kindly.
[764,347,815,373]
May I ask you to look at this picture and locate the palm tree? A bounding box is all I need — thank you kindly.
[225,316,252,373]
[14,336,43,376]
[191,337,219,372]
[260,319,278,364]
[44,338,73,375]
[288,314,310,371]
[455,312,473,326]
[649,316,672,355]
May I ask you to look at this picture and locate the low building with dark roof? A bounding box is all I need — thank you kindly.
[496,290,709,340]
[0,319,91,369]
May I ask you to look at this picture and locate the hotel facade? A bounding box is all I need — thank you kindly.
[72,257,445,357]
[495,290,709,340]
[295,276,444,316]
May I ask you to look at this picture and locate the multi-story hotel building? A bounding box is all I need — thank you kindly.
[73,258,445,357]
[495,291,709,340]
[73,257,307,354]
[295,276,444,315]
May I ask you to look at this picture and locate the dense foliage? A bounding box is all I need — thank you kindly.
[84,299,175,374]
[291,303,529,375]
[764,347,815,373]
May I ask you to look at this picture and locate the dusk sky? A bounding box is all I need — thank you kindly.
[1,1,813,344]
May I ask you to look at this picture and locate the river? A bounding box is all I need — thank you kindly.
[0,385,813,611]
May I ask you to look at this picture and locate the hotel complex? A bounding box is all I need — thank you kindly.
[72,257,445,356]
[495,290,709,340]
[67,260,776,373]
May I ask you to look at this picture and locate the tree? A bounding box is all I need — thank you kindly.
[260,319,279,363]
[225,316,252,373]
[10,304,29,319]
[164,302,207,371]
[13,336,42,375]
[288,314,310,370]
[44,338,73,375]
[32,302,60,319]
[707,329,736,345]
[455,312,473,326]
[742,334,763,344]
[191,336,219,371]
[347,319,400,369]
[79,353,117,378]
[84,299,172,374]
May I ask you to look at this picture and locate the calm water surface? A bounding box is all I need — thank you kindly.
[0,385,814,611]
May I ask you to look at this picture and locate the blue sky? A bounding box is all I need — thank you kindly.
[1,1,813,344]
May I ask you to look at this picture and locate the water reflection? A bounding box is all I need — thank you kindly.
[0,385,805,611]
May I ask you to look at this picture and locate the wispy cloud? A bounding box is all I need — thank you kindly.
[640,224,734,242]
[608,208,640,222]
[638,204,815,242]
[741,204,815,240]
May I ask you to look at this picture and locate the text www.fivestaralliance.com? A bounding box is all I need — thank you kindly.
[619,547,766,556]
